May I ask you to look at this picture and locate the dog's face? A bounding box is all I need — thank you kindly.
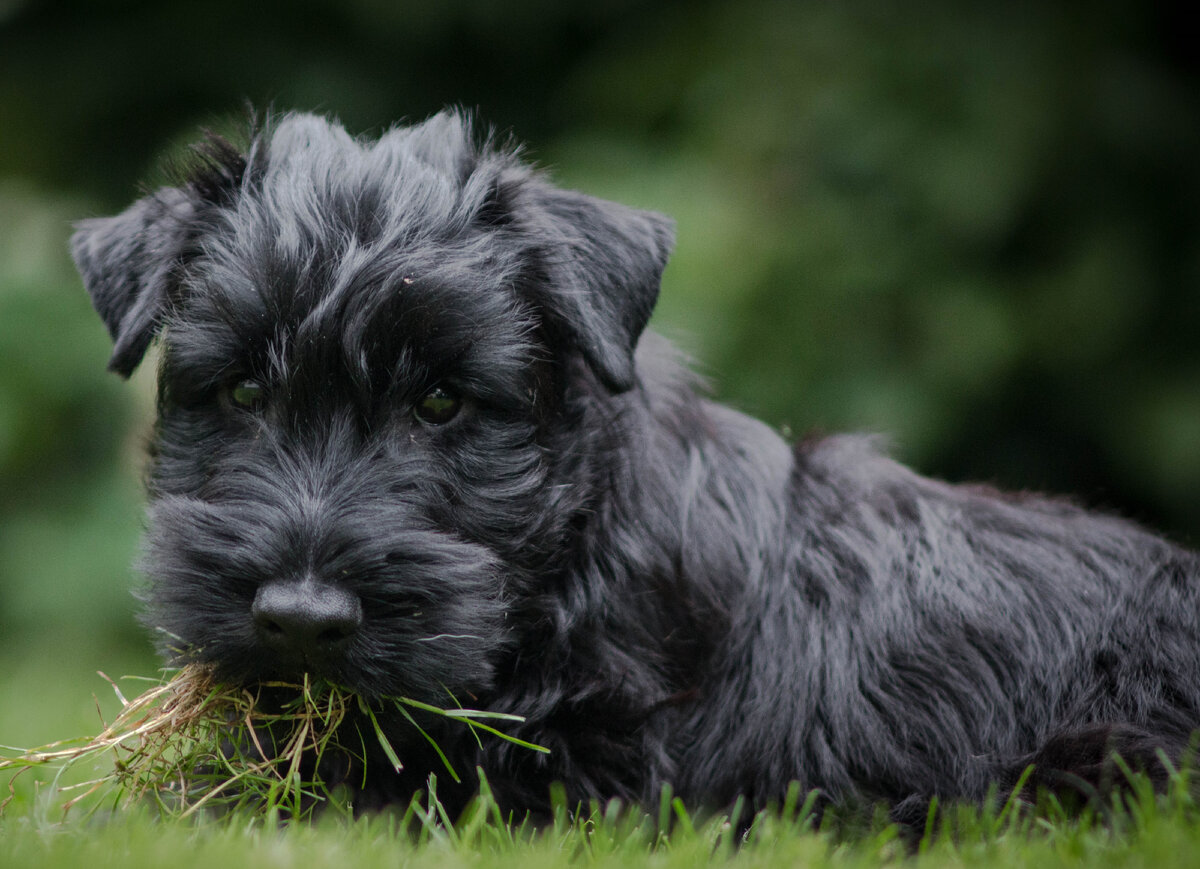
[72,113,673,703]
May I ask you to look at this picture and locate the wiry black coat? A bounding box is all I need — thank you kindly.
[72,111,1200,819]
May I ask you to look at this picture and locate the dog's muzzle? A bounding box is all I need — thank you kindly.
[251,578,363,669]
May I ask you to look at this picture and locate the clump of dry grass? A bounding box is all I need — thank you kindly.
[0,664,545,820]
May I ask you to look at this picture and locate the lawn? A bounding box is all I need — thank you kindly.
[4,772,1200,869]
[3,649,1199,869]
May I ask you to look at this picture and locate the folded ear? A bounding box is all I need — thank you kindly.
[524,181,674,392]
[71,187,196,377]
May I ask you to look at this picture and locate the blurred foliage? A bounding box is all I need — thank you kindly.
[0,0,1198,669]
[0,183,148,647]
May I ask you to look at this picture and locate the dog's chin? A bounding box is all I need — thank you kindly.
[185,650,347,696]
[225,656,365,696]
[179,639,496,706]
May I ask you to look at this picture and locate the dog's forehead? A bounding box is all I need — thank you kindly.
[161,117,546,402]
[204,112,528,283]
[259,115,508,244]
[189,119,529,335]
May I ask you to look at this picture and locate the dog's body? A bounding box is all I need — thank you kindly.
[73,112,1200,819]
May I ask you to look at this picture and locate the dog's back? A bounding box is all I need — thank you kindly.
[672,425,1199,808]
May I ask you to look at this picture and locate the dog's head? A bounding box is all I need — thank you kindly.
[72,112,674,702]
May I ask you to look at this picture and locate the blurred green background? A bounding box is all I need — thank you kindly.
[1,0,1198,748]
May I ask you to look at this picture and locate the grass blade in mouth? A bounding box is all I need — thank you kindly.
[398,697,551,755]
[0,663,547,820]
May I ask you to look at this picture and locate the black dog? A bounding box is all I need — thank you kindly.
[72,111,1200,819]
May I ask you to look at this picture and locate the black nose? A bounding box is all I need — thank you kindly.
[252,579,363,662]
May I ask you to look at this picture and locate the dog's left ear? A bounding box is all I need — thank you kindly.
[71,187,196,378]
[524,182,675,392]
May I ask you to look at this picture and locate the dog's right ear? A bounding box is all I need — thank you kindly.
[520,179,675,393]
[71,187,196,378]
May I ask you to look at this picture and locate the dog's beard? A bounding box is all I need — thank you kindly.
[139,492,510,704]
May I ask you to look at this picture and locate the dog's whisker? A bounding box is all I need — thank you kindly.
[414,634,485,643]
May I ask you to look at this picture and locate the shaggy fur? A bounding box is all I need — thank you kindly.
[73,111,1200,819]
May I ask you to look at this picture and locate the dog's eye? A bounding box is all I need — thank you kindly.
[228,379,267,411]
[414,386,461,425]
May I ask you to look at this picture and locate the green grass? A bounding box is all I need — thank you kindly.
[4,771,1200,869]
[5,756,1200,869]
[4,657,1200,869]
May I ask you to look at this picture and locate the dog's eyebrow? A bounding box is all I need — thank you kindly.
[278,241,543,403]
[163,275,539,417]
